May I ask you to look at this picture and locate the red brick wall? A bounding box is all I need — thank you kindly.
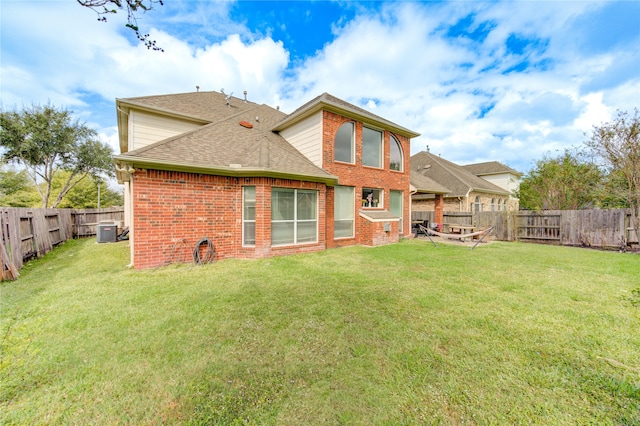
[321,111,411,248]
[132,170,327,269]
[356,217,400,246]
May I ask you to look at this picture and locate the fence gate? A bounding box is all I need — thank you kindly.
[46,213,63,246]
[516,213,561,241]
[20,214,38,261]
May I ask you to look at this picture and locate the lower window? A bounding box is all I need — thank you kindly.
[271,188,318,245]
[243,186,255,246]
[334,186,354,238]
[390,190,403,233]
[362,188,383,208]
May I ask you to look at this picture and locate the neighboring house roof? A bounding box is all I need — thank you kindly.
[272,92,421,139]
[114,102,338,185]
[410,151,509,197]
[410,170,450,194]
[463,161,523,177]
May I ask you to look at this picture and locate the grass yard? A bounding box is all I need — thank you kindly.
[1,238,639,425]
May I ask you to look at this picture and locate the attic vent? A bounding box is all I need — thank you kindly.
[239,121,253,129]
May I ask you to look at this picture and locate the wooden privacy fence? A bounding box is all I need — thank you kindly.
[1,207,124,279]
[412,208,637,249]
[514,209,636,249]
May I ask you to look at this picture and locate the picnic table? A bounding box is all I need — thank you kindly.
[445,224,477,237]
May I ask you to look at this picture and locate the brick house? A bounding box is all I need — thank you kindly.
[410,151,521,222]
[113,91,419,269]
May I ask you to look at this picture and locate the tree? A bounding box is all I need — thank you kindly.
[586,109,640,245]
[0,104,115,208]
[78,0,164,51]
[53,172,123,208]
[0,162,40,207]
[518,149,604,210]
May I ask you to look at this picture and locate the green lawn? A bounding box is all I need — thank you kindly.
[1,238,639,425]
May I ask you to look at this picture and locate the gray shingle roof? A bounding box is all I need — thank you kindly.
[410,170,450,194]
[114,102,338,184]
[117,91,259,123]
[463,161,522,177]
[410,151,509,197]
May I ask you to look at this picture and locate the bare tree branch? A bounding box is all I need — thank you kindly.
[77,0,165,51]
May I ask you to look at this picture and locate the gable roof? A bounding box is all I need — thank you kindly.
[410,170,450,194]
[117,91,259,123]
[114,102,338,185]
[463,161,522,177]
[272,92,420,138]
[410,151,509,197]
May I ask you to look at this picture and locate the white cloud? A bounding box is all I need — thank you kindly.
[1,0,637,176]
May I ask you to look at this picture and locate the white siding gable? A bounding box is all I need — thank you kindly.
[481,173,520,197]
[278,111,323,167]
[129,110,203,151]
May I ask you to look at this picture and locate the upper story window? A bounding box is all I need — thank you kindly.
[362,127,382,168]
[334,122,355,164]
[390,135,403,172]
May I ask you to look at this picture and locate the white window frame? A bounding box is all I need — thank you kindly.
[242,186,256,246]
[271,188,318,246]
[390,190,403,233]
[334,122,355,164]
[362,126,383,168]
[389,135,403,172]
[361,187,383,208]
[334,186,355,239]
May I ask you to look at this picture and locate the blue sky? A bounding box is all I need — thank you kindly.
[1,0,639,174]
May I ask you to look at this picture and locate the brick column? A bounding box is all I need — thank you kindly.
[434,194,444,231]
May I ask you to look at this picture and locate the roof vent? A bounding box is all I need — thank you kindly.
[239,121,253,129]
[243,90,248,102]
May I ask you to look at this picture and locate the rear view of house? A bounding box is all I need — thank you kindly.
[114,91,419,269]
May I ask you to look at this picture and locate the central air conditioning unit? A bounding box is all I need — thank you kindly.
[97,224,117,243]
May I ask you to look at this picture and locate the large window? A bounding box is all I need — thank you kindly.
[390,190,403,233]
[390,135,403,171]
[334,122,355,163]
[362,188,383,208]
[363,127,382,168]
[243,186,255,246]
[334,186,354,239]
[271,188,317,246]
